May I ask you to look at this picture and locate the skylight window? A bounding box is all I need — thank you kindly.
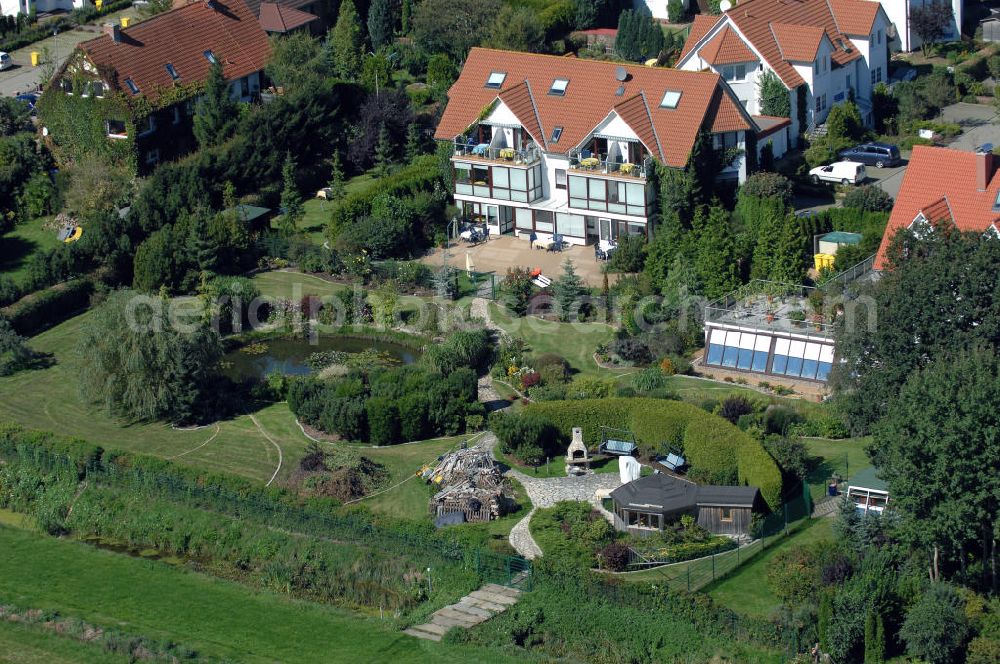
[660,90,682,108]
[203,50,217,65]
[124,78,140,95]
[549,78,569,96]
[550,126,563,143]
[994,190,1000,212]
[485,71,506,89]
[165,63,179,80]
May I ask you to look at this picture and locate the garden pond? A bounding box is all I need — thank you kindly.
[222,336,418,381]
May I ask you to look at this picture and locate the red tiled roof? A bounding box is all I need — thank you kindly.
[679,14,721,62]
[828,0,881,36]
[258,2,317,32]
[434,47,752,168]
[497,81,546,148]
[771,22,825,62]
[698,0,868,89]
[875,146,1000,269]
[700,26,757,66]
[79,0,271,105]
[578,28,618,37]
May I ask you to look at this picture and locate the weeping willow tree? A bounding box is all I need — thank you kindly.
[77,289,223,424]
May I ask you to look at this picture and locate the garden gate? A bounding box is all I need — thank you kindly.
[476,550,533,591]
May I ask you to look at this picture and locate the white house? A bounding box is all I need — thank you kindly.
[675,0,891,144]
[876,0,963,52]
[434,48,759,246]
[1,0,85,18]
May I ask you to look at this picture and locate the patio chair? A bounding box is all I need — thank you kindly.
[529,232,538,249]
[581,149,592,159]
[594,244,607,261]
[552,233,564,252]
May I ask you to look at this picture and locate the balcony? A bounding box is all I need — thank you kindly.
[452,139,541,167]
[568,152,652,179]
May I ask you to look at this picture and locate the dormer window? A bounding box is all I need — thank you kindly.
[549,78,569,96]
[660,90,681,108]
[485,71,506,89]
[165,63,180,80]
[124,78,140,95]
[203,50,217,65]
[993,190,1000,212]
[550,126,563,143]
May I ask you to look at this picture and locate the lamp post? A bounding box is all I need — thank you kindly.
[367,51,379,97]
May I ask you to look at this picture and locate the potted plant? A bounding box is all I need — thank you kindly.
[788,309,806,327]
[765,309,776,323]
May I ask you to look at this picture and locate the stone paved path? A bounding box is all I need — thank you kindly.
[505,467,623,559]
[404,583,521,641]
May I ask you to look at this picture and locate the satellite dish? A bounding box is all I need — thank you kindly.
[720,0,732,10]
[615,66,628,82]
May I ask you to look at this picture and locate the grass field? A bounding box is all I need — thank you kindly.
[0,525,530,663]
[250,270,428,320]
[270,172,376,245]
[705,518,835,617]
[0,216,59,287]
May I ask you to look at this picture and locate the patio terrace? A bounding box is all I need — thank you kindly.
[705,281,834,339]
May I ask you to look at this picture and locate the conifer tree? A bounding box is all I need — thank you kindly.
[404,123,422,161]
[374,125,393,177]
[328,151,346,200]
[329,0,363,80]
[193,61,238,148]
[552,258,586,322]
[280,152,303,236]
[400,0,411,34]
[367,0,395,49]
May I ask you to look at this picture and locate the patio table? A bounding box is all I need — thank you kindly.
[533,237,555,251]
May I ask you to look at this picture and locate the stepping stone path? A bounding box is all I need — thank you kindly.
[403,583,522,641]
[812,496,841,518]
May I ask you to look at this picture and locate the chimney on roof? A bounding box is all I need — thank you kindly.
[976,149,996,192]
[103,22,121,43]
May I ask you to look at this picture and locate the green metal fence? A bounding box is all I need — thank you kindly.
[475,550,533,591]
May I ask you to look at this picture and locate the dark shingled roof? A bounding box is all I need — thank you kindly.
[610,473,761,512]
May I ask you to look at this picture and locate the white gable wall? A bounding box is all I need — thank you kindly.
[484,100,521,127]
[876,0,963,52]
[592,112,641,142]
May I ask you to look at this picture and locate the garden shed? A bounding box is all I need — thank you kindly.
[609,473,764,538]
[846,467,890,515]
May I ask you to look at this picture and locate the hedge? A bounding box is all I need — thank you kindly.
[0,277,94,337]
[523,399,783,509]
[328,154,443,239]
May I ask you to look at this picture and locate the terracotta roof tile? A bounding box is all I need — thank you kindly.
[238,0,313,17]
[435,48,752,168]
[771,22,825,62]
[916,196,954,225]
[613,93,664,162]
[717,0,867,89]
[708,85,752,133]
[497,81,546,149]
[700,26,758,66]
[875,146,1000,269]
[828,0,880,35]
[258,2,317,32]
[79,0,271,105]
[679,14,722,63]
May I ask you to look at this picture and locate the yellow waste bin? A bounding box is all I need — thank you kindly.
[120,16,130,27]
[31,51,40,67]
[813,253,836,271]
[95,0,102,8]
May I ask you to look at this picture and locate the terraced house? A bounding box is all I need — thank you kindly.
[40,0,271,173]
[676,0,891,142]
[435,48,758,246]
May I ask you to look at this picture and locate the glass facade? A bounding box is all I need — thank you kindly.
[454,161,542,202]
[705,329,834,382]
[567,175,650,217]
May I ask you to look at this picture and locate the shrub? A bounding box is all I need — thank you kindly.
[717,396,756,425]
[762,405,802,435]
[739,172,793,207]
[0,278,94,337]
[601,541,631,571]
[490,410,561,460]
[366,397,401,445]
[423,329,492,375]
[610,336,652,365]
[533,353,570,384]
[633,367,666,393]
[843,185,893,212]
[967,637,1000,664]
[566,375,615,400]
[521,371,541,390]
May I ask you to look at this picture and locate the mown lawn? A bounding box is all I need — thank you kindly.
[804,436,873,503]
[249,270,427,320]
[270,171,376,245]
[0,216,59,286]
[705,518,835,617]
[0,526,529,664]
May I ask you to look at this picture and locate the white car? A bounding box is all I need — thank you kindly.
[0,52,11,71]
[809,161,866,185]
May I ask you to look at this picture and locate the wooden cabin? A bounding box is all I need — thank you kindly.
[609,473,765,538]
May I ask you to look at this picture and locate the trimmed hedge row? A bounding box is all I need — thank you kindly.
[523,399,782,509]
[0,277,94,337]
[328,154,442,238]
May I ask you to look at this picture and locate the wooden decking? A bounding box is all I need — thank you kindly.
[403,583,522,642]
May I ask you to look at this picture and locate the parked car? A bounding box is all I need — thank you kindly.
[809,161,866,185]
[837,142,901,168]
[0,52,11,71]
